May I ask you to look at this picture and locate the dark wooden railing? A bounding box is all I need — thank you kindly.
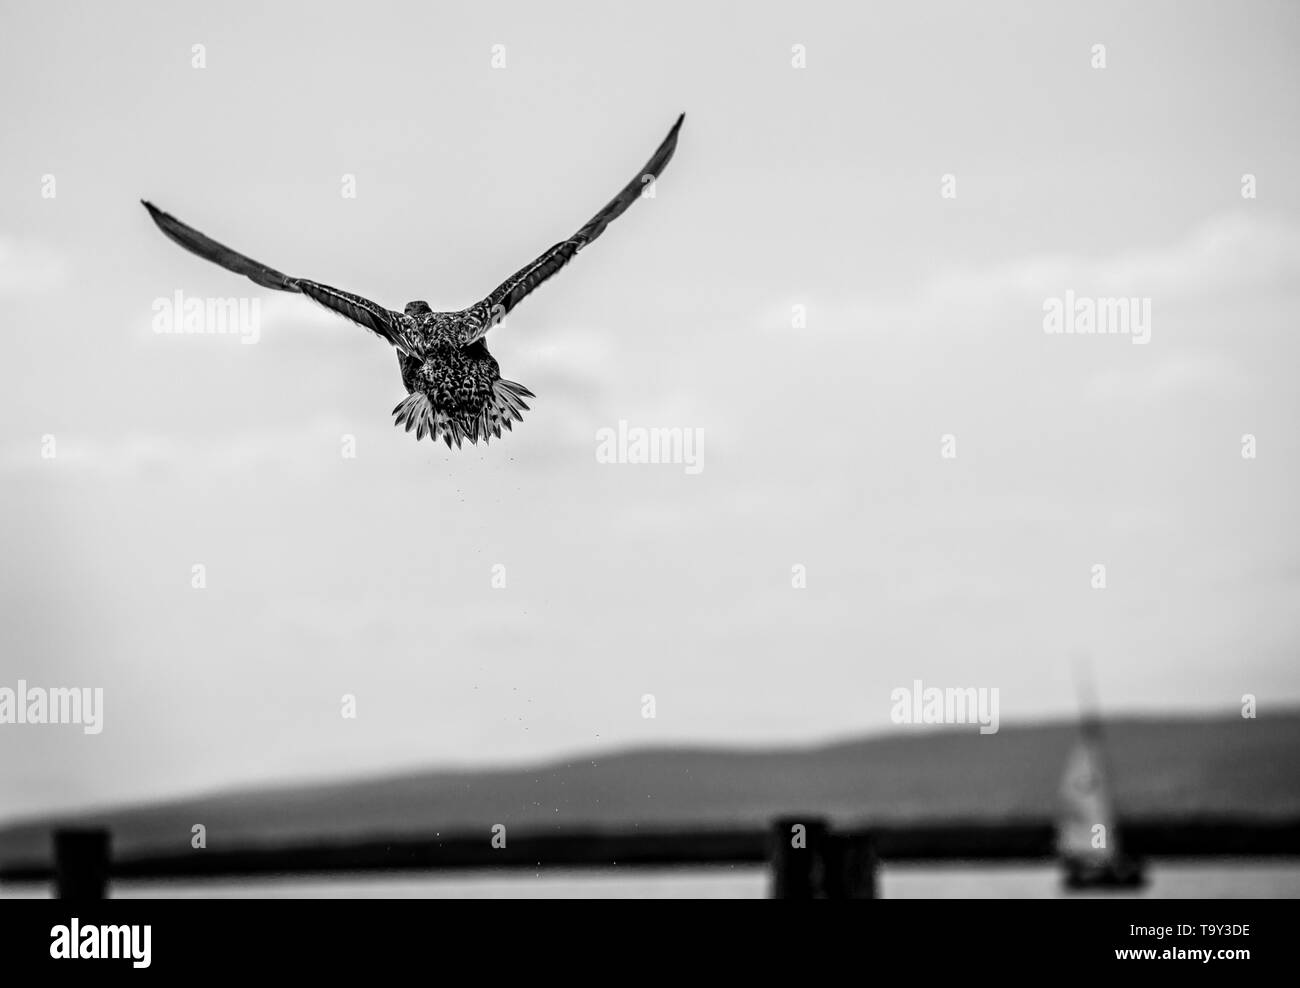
[2,816,1296,899]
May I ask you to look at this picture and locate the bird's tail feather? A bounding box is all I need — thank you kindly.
[392,380,534,447]
[488,379,534,436]
[392,392,436,441]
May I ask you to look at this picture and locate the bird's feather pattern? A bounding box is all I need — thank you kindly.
[140,200,405,348]
[296,281,407,349]
[391,378,533,446]
[467,113,684,342]
[142,113,683,449]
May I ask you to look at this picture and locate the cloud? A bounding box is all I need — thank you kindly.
[932,212,1300,309]
[1085,352,1246,404]
[776,212,1300,334]
[0,236,67,296]
[0,416,362,478]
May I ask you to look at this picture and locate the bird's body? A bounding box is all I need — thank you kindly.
[389,302,518,444]
[142,113,684,447]
[390,305,531,445]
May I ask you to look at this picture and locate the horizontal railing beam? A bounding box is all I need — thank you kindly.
[1,817,1296,887]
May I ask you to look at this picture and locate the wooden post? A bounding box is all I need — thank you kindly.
[826,832,877,899]
[55,829,110,900]
[771,816,828,898]
[770,819,878,898]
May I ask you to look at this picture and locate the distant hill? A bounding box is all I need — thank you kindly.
[2,713,1297,868]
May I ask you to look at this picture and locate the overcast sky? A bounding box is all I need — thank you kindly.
[1,0,1298,821]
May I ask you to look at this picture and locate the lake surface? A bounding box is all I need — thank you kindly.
[4,862,1299,898]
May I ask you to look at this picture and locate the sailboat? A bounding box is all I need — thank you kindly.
[1056,716,1146,889]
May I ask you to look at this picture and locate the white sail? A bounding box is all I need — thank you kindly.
[1057,731,1118,864]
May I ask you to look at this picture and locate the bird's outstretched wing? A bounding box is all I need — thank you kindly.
[466,113,684,343]
[141,200,407,350]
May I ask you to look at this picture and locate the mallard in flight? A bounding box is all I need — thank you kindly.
[142,113,684,447]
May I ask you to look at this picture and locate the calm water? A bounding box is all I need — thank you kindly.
[4,862,1299,898]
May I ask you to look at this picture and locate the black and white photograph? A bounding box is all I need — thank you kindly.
[0,0,1297,967]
